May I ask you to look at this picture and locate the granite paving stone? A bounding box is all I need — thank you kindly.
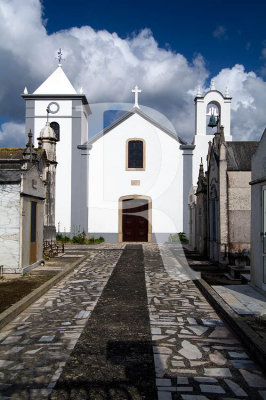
[158,392,172,400]
[51,244,157,400]
[0,247,123,399]
[240,369,266,387]
[200,384,226,393]
[0,242,266,399]
[224,379,248,396]
[144,243,266,400]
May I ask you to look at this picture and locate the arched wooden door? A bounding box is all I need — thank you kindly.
[122,198,148,242]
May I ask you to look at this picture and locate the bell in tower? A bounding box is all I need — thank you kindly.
[208,114,218,128]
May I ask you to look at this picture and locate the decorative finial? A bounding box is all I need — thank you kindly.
[199,158,204,177]
[225,87,230,98]
[79,87,83,94]
[24,87,28,94]
[210,79,215,90]
[132,85,142,108]
[24,130,35,163]
[57,48,64,66]
[46,107,50,123]
[196,87,202,97]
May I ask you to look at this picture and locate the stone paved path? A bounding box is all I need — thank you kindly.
[0,243,265,400]
[0,248,123,399]
[51,244,157,400]
[144,244,266,400]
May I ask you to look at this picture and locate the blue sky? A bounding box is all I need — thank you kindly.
[42,0,266,78]
[0,0,266,146]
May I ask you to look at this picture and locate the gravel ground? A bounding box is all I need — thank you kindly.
[51,244,157,400]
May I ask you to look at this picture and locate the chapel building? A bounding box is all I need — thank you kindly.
[22,64,232,243]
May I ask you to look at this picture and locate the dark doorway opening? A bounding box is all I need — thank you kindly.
[30,201,37,264]
[122,199,148,242]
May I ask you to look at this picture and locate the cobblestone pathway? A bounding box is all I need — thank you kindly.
[0,248,123,399]
[144,244,266,400]
[0,243,266,400]
[51,244,157,400]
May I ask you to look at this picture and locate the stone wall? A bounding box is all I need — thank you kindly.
[250,129,266,293]
[227,171,251,255]
[0,184,20,272]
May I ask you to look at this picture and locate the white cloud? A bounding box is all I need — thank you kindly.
[261,46,266,77]
[211,65,266,140]
[0,0,265,145]
[245,42,251,51]
[213,25,228,40]
[0,122,25,147]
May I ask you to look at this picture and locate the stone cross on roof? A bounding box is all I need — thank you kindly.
[57,48,63,66]
[132,85,142,108]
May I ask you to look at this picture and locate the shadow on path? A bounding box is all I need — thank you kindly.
[50,244,157,400]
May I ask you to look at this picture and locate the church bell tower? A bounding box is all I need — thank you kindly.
[22,55,91,234]
[193,80,232,185]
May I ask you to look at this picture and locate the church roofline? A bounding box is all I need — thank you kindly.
[86,107,187,146]
[194,89,232,102]
[21,93,89,105]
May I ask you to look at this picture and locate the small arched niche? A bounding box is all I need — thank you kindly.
[206,102,221,135]
[50,122,60,141]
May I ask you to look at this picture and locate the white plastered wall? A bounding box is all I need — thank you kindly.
[33,100,72,232]
[193,90,232,186]
[88,113,184,237]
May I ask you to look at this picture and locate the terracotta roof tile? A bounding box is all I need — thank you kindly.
[0,148,24,160]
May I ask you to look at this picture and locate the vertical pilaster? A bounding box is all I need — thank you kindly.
[181,144,195,235]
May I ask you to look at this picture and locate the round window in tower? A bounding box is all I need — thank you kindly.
[47,102,60,114]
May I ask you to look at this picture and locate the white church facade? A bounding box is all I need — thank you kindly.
[22,64,232,242]
[83,107,193,242]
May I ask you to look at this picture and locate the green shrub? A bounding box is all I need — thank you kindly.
[72,232,86,244]
[87,236,105,244]
[56,233,70,243]
[57,232,105,245]
[169,232,188,243]
[88,236,95,244]
[169,233,179,242]
[178,232,188,243]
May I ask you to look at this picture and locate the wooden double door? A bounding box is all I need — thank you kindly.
[122,198,148,242]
